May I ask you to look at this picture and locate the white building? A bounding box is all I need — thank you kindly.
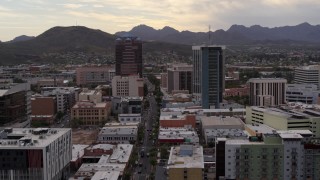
[0,128,72,180]
[79,88,102,103]
[158,128,199,144]
[286,84,320,104]
[294,65,320,89]
[111,75,144,97]
[41,87,80,113]
[97,123,138,144]
[118,114,141,123]
[248,78,287,106]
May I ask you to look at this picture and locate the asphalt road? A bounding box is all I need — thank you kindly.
[134,80,158,180]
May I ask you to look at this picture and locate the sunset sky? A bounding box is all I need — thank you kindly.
[0,0,320,41]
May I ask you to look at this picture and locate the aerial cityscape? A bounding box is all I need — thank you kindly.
[1,1,320,180]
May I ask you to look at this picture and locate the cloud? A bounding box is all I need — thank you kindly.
[60,3,85,9]
[93,4,104,8]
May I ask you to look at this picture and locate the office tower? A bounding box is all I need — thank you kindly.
[248,78,287,106]
[192,45,225,109]
[0,83,31,127]
[167,64,193,94]
[0,128,72,180]
[294,65,320,89]
[115,36,142,77]
[286,84,320,104]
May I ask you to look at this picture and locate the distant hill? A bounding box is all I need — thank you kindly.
[7,35,35,43]
[0,26,190,65]
[116,23,320,45]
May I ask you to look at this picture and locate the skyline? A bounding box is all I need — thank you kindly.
[0,0,320,41]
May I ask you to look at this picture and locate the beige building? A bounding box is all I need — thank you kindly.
[37,79,64,89]
[248,78,287,106]
[79,88,102,103]
[76,65,115,86]
[71,101,111,125]
[167,145,204,180]
[111,75,144,97]
[246,106,320,137]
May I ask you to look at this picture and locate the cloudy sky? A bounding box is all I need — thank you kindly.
[0,0,319,41]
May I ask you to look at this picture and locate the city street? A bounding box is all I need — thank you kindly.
[134,79,158,180]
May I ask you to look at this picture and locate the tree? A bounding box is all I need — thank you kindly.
[56,111,64,120]
[150,157,157,166]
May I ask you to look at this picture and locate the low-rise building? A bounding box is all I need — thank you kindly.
[112,96,143,114]
[79,88,102,103]
[224,86,249,97]
[158,128,199,144]
[97,123,138,144]
[201,116,245,144]
[160,114,196,128]
[118,114,141,123]
[72,144,133,180]
[71,144,89,171]
[167,145,204,180]
[31,95,57,124]
[71,101,111,125]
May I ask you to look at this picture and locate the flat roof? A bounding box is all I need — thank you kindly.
[246,124,276,134]
[72,144,89,161]
[168,145,204,169]
[109,144,133,163]
[91,171,120,180]
[160,114,188,121]
[201,116,244,127]
[99,127,138,135]
[87,144,114,151]
[0,128,71,148]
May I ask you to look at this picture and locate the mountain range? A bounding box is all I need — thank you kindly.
[0,22,319,65]
[116,22,320,45]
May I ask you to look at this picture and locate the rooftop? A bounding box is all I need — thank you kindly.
[295,65,320,70]
[99,126,138,135]
[91,171,120,180]
[160,114,189,121]
[201,116,244,128]
[246,124,276,135]
[109,144,133,164]
[167,145,204,169]
[86,144,114,151]
[0,128,71,148]
[72,144,89,161]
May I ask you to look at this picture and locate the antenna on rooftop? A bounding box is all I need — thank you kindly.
[208,25,211,45]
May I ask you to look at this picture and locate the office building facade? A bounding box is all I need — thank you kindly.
[248,78,287,107]
[294,65,320,89]
[0,83,31,126]
[115,36,142,77]
[0,128,72,180]
[192,45,225,109]
[167,64,193,94]
[286,84,320,104]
